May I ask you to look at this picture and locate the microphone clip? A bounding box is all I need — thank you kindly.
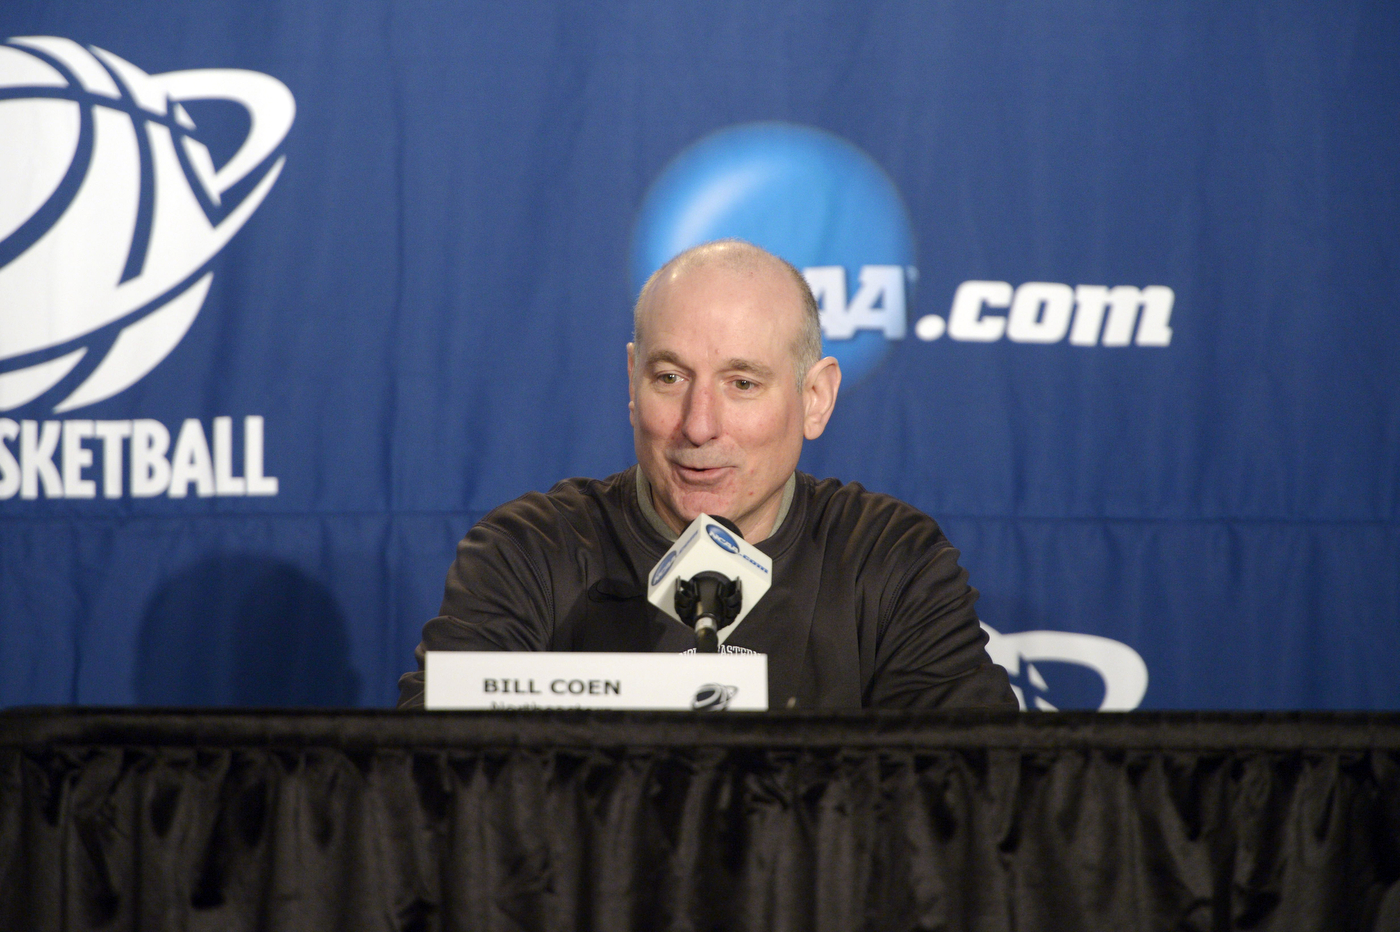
[674,571,742,653]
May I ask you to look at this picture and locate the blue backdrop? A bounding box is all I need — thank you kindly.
[1,0,1396,710]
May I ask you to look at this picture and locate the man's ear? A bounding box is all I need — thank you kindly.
[802,356,841,440]
[627,342,637,427]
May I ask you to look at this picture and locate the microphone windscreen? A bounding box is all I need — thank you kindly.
[710,515,744,539]
[646,513,774,629]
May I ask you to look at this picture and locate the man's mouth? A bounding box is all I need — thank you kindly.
[672,462,730,484]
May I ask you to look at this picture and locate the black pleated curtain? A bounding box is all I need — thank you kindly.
[3,710,1398,931]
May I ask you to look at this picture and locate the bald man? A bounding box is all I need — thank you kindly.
[398,240,1015,711]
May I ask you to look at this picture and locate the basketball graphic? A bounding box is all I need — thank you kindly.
[0,36,294,413]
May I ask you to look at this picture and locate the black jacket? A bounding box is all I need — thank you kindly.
[398,468,1015,711]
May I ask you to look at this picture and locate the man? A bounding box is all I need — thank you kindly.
[398,240,1014,710]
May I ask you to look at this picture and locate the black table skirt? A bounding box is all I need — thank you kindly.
[3,709,1398,931]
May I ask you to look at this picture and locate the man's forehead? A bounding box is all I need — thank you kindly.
[642,255,805,331]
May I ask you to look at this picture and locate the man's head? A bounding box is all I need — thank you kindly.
[628,240,841,542]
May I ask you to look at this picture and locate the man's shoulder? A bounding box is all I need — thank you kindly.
[797,473,952,555]
[477,470,635,538]
[801,473,943,528]
[456,468,661,604]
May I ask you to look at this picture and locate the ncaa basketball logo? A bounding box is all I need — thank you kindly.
[0,36,293,414]
[705,523,740,554]
[650,550,678,587]
[631,122,916,386]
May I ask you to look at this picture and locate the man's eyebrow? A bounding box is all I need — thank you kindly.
[642,351,777,380]
[643,349,686,369]
[721,358,776,380]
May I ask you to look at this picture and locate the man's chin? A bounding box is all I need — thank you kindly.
[660,486,736,527]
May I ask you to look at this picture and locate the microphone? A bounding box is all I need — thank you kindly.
[646,513,773,652]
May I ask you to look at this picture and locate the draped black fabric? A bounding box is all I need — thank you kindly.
[2,711,1398,932]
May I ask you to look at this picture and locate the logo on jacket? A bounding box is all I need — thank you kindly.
[0,36,294,413]
[980,622,1149,711]
[631,122,916,387]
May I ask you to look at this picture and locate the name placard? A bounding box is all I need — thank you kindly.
[424,651,768,711]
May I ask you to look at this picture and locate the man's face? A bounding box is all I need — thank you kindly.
[628,260,817,541]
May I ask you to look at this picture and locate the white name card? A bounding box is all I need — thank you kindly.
[424,651,768,711]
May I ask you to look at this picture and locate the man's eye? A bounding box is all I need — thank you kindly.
[658,373,680,384]
[734,379,754,391]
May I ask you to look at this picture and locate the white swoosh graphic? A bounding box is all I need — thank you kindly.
[982,622,1150,711]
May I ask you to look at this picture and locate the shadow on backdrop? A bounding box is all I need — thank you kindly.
[136,555,360,707]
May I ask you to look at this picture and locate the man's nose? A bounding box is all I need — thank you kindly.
[680,381,720,445]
